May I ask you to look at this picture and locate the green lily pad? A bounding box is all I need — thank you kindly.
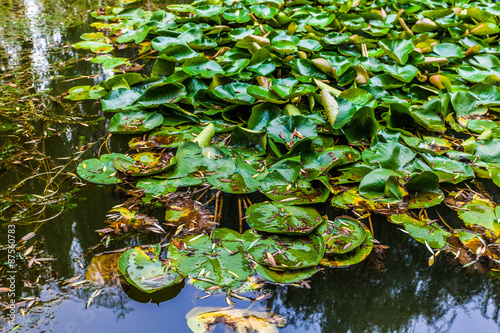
[113,152,172,176]
[77,153,125,185]
[73,40,114,53]
[317,217,367,254]
[457,199,500,237]
[390,214,451,249]
[420,153,475,184]
[66,85,107,101]
[246,202,324,235]
[102,88,142,112]
[136,177,203,199]
[118,244,183,293]
[320,223,373,267]
[213,82,255,105]
[359,169,407,201]
[381,64,418,83]
[254,264,318,284]
[138,83,187,107]
[405,171,444,209]
[262,179,330,205]
[243,229,325,269]
[109,111,164,134]
[250,5,278,19]
[167,229,253,291]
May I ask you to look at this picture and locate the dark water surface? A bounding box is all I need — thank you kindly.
[1,1,500,332]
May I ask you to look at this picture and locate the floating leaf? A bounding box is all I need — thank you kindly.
[118,244,183,293]
[320,223,373,267]
[317,217,367,254]
[77,153,125,185]
[168,229,253,291]
[243,229,325,269]
[457,199,500,237]
[390,214,451,249]
[113,152,172,176]
[206,156,263,194]
[246,202,324,235]
[186,307,286,333]
[109,111,164,134]
[254,264,317,284]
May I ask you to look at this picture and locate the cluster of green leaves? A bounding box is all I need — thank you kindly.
[119,213,373,293]
[74,0,500,292]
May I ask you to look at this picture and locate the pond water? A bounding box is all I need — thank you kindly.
[2,1,500,332]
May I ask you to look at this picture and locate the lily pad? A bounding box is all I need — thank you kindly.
[77,153,125,185]
[118,244,183,293]
[254,264,318,284]
[109,111,164,134]
[243,229,325,270]
[317,217,367,254]
[262,179,330,205]
[320,223,373,267]
[204,156,262,194]
[457,199,500,237]
[113,152,172,176]
[246,202,324,235]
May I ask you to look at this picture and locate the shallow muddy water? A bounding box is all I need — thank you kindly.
[1,1,500,332]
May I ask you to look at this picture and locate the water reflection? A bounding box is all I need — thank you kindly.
[267,222,500,332]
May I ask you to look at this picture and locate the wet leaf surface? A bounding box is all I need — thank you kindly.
[246,202,324,235]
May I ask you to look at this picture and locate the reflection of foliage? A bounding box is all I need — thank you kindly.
[267,225,500,333]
